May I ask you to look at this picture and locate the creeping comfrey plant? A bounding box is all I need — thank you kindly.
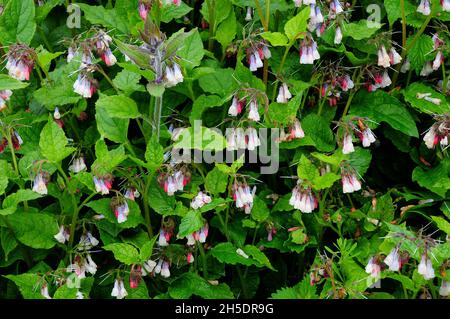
[0,0,448,300]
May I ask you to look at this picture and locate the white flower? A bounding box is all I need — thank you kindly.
[154,259,163,274]
[417,0,431,15]
[342,173,362,194]
[186,234,196,246]
[228,96,241,117]
[361,128,376,147]
[53,107,61,120]
[236,248,249,259]
[390,47,402,65]
[442,0,450,12]
[115,201,130,224]
[76,291,84,299]
[439,281,450,297]
[365,257,381,279]
[248,100,260,122]
[377,45,391,68]
[423,126,436,149]
[32,173,48,195]
[418,254,435,280]
[334,26,343,45]
[246,127,261,151]
[384,248,401,271]
[93,177,111,195]
[245,7,253,21]
[160,261,171,278]
[69,157,87,173]
[101,48,117,66]
[289,183,317,213]
[73,74,95,98]
[276,83,292,103]
[380,71,391,88]
[400,59,410,73]
[432,51,443,71]
[41,284,52,299]
[158,229,170,247]
[54,225,70,244]
[111,279,128,299]
[143,259,157,274]
[342,133,355,154]
[420,61,434,76]
[290,119,305,139]
[78,232,99,251]
[191,191,212,209]
[84,254,97,275]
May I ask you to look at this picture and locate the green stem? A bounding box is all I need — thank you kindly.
[153,96,163,141]
[37,26,53,53]
[197,241,208,279]
[143,175,154,238]
[97,67,119,93]
[5,132,28,211]
[207,0,216,52]
[442,63,448,95]
[253,0,266,29]
[400,0,407,48]
[391,12,433,88]
[271,44,293,101]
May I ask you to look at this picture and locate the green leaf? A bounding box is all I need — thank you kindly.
[177,210,204,238]
[146,83,165,97]
[243,245,276,271]
[0,0,36,45]
[406,34,434,73]
[173,126,227,151]
[284,6,310,41]
[145,135,164,172]
[39,118,75,163]
[103,243,140,265]
[0,74,30,91]
[267,95,301,126]
[342,20,381,40]
[348,147,372,176]
[96,94,140,119]
[412,161,450,198]
[159,2,193,22]
[2,189,43,212]
[0,160,11,196]
[86,199,144,229]
[7,212,59,249]
[205,167,228,195]
[297,155,320,182]
[198,68,238,97]
[115,39,153,70]
[78,4,129,35]
[147,179,176,215]
[5,274,44,299]
[169,272,234,299]
[189,95,224,125]
[176,29,204,70]
[384,0,416,25]
[251,196,270,222]
[261,32,289,46]
[211,242,254,266]
[302,113,336,152]
[113,70,145,95]
[431,216,450,236]
[36,47,63,74]
[350,90,418,137]
[0,228,18,261]
[215,9,237,49]
[33,80,82,108]
[92,140,127,175]
[139,235,158,262]
[403,82,449,114]
[313,173,341,190]
[95,106,129,144]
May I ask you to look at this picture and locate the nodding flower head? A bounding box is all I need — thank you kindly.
[192,223,209,243]
[384,247,402,271]
[432,51,443,71]
[32,172,49,195]
[158,222,174,247]
[276,83,292,104]
[191,191,212,210]
[334,26,343,45]
[112,200,130,224]
[138,1,151,20]
[124,187,140,201]
[423,117,449,149]
[289,182,318,213]
[73,72,97,98]
[245,7,253,21]
[160,261,171,278]
[288,118,305,140]
[293,0,302,6]
[248,50,263,72]
[418,254,435,280]
[309,5,324,29]
[5,44,35,81]
[439,281,450,297]
[100,48,117,67]
[129,265,143,289]
[442,0,450,11]
[338,74,354,92]
[420,61,434,77]
[299,37,320,64]
[93,175,113,195]
[389,47,402,65]
[54,225,70,244]
[40,283,52,299]
[187,252,195,264]
[233,182,256,214]
[111,279,128,299]
[266,224,277,242]
[226,127,246,151]
[248,99,261,122]
[417,0,431,15]
[342,133,355,154]
[330,0,344,16]
[246,127,261,151]
[77,232,100,251]
[377,45,391,68]
[228,96,245,117]
[365,256,381,279]
[0,90,12,111]
[165,62,184,87]
[159,169,190,196]
[341,168,362,194]
[11,130,23,151]
[69,156,87,174]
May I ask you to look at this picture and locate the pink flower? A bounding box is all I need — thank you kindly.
[248,99,260,122]
[158,228,172,247]
[114,201,130,224]
[341,172,362,194]
[191,191,212,209]
[73,74,96,98]
[365,257,381,279]
[187,252,195,263]
[417,0,431,15]
[289,183,318,213]
[246,127,261,151]
[342,133,355,154]
[442,0,450,11]
[389,47,402,65]
[384,248,401,271]
[289,119,305,140]
[100,48,117,66]
[377,45,391,68]
[228,96,245,116]
[93,176,113,195]
[276,83,292,103]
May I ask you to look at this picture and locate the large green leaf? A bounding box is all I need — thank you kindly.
[284,6,310,41]
[403,82,449,114]
[302,113,336,152]
[0,75,30,91]
[177,210,204,238]
[342,20,381,40]
[0,0,36,45]
[205,166,228,195]
[350,90,418,137]
[412,161,450,198]
[39,119,76,163]
[5,274,44,299]
[7,212,59,249]
[174,29,204,70]
[103,243,141,265]
[96,94,141,119]
[168,272,234,299]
